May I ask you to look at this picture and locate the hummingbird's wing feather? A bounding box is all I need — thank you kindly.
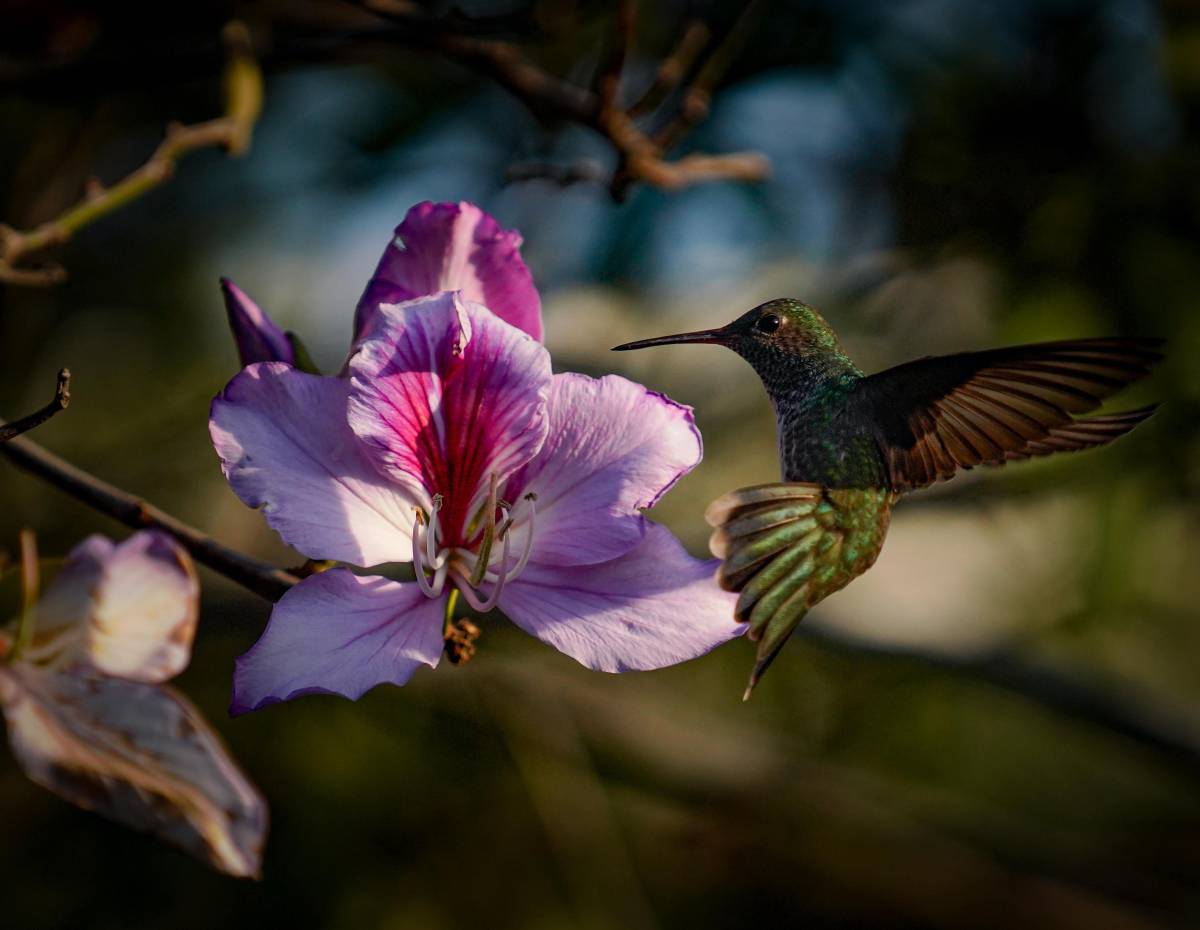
[857,337,1162,491]
[705,484,895,699]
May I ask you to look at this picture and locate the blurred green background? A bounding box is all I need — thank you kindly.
[2,1,1200,927]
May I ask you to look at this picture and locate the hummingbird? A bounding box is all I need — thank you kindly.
[613,298,1162,699]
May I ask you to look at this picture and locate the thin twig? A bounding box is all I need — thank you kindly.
[505,159,610,187]
[651,1,767,153]
[0,434,297,601]
[626,20,710,118]
[0,21,263,287]
[596,0,635,114]
[622,150,771,191]
[0,369,70,443]
[432,30,599,122]
[348,0,537,38]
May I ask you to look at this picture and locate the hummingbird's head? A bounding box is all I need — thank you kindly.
[613,298,848,373]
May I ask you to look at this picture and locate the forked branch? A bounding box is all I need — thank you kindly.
[354,0,771,199]
[0,21,263,287]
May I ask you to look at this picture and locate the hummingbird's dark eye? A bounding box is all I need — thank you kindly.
[756,313,781,335]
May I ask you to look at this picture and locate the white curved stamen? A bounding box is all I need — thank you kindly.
[480,494,538,584]
[412,515,439,598]
[506,495,538,581]
[431,560,448,597]
[454,568,490,611]
[455,529,511,613]
[412,508,449,598]
[427,484,538,613]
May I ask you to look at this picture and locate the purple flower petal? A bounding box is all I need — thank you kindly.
[355,201,543,342]
[211,364,417,566]
[498,523,744,673]
[231,569,444,714]
[508,373,702,567]
[221,278,295,366]
[347,293,550,545]
[35,532,199,683]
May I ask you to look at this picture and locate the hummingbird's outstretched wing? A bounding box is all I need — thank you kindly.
[705,483,895,699]
[855,337,1163,492]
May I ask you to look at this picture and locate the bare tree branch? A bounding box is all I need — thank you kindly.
[0,369,70,443]
[0,21,263,287]
[353,0,772,198]
[0,433,297,601]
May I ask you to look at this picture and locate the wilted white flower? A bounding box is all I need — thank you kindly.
[0,531,267,878]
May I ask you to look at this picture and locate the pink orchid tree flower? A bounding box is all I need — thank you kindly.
[210,205,742,714]
[0,531,267,878]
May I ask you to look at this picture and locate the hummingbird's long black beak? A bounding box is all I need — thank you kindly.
[612,327,730,351]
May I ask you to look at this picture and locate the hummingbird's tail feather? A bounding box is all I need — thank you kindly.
[706,483,896,697]
[743,603,811,700]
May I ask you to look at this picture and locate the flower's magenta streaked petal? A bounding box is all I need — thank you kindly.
[347,293,551,543]
[220,278,295,366]
[211,364,417,566]
[82,532,199,683]
[498,523,744,672]
[354,201,543,342]
[508,373,703,567]
[231,569,444,714]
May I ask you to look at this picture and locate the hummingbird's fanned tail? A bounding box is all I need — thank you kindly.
[705,483,896,699]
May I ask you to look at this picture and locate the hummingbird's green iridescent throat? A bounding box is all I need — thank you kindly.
[615,297,1163,699]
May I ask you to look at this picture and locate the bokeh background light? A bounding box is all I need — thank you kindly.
[2,1,1199,927]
